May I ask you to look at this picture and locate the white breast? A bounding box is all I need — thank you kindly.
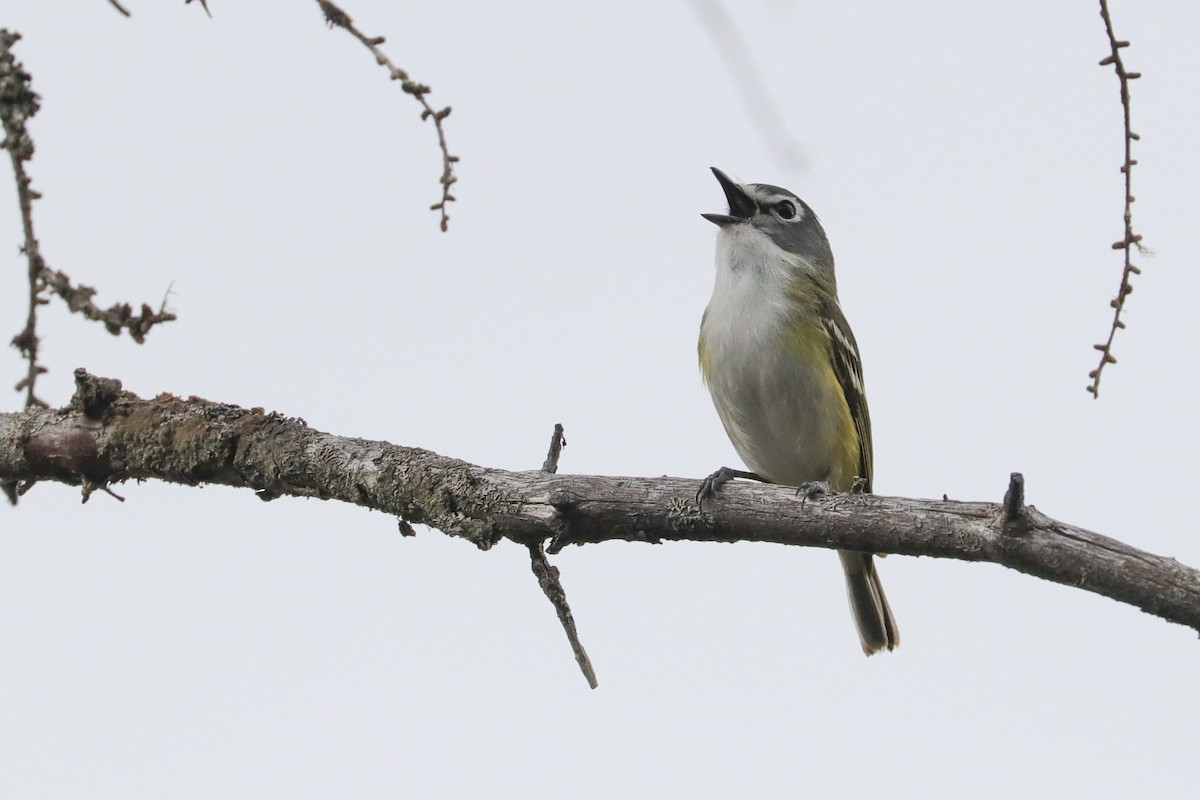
[700,226,848,486]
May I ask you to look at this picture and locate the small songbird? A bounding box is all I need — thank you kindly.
[697,167,898,655]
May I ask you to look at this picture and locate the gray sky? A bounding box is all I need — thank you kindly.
[3,1,1199,797]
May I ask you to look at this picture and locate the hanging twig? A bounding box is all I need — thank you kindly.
[528,422,596,688]
[1087,0,1145,398]
[316,0,459,231]
[1,31,176,408]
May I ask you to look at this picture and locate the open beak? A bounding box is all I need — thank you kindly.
[701,167,756,226]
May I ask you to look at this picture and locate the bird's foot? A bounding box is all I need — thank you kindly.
[696,467,763,511]
[795,480,831,507]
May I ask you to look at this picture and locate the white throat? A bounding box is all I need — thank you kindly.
[705,225,797,346]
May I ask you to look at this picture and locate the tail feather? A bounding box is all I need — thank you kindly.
[838,550,899,656]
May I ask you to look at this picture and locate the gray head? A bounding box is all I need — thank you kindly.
[702,167,836,286]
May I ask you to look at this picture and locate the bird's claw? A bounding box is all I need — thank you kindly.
[795,480,831,507]
[696,467,763,511]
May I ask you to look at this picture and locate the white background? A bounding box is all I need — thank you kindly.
[3,2,1199,797]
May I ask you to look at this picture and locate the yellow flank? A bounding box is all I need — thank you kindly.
[828,385,861,492]
[700,275,862,492]
[783,317,859,492]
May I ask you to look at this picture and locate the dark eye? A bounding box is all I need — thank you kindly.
[775,201,797,220]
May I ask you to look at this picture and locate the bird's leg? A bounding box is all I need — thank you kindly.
[696,467,764,510]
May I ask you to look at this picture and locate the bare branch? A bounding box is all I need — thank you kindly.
[1,30,176,408]
[37,269,176,343]
[3,371,1200,643]
[528,422,596,687]
[1088,0,1145,398]
[103,0,209,19]
[315,0,459,231]
[529,542,597,689]
[1,29,47,408]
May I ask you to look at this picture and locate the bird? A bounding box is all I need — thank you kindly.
[696,167,898,655]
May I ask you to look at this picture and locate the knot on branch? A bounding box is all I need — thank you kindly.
[22,417,119,495]
[70,368,129,420]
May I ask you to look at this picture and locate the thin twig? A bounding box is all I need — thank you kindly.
[1088,0,1144,398]
[316,0,459,231]
[691,0,803,173]
[107,0,132,17]
[185,0,212,18]
[1,30,48,408]
[528,542,597,689]
[541,423,566,474]
[530,422,596,687]
[1,30,177,407]
[39,267,176,343]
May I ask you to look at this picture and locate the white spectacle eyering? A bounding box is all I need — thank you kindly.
[745,186,806,224]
